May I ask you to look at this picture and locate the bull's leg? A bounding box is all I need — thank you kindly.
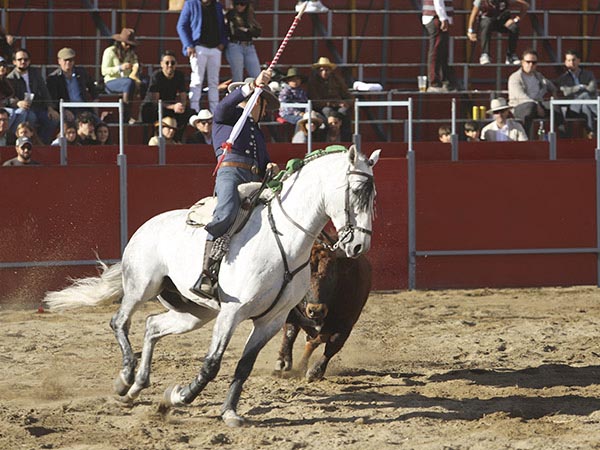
[297,334,327,375]
[122,309,216,402]
[275,323,301,371]
[221,313,287,427]
[307,328,351,382]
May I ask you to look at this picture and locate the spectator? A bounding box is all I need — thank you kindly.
[422,0,455,92]
[480,97,528,141]
[95,121,111,145]
[141,50,194,141]
[295,0,329,13]
[467,0,529,65]
[325,110,350,142]
[0,57,17,126]
[148,116,180,146]
[307,56,352,137]
[50,121,77,146]
[2,136,39,166]
[556,49,597,139]
[464,120,480,141]
[508,48,564,139]
[186,109,213,144]
[101,28,140,122]
[15,121,42,146]
[176,0,228,113]
[0,107,14,145]
[7,48,60,144]
[46,47,97,123]
[438,125,452,143]
[75,111,97,145]
[225,0,262,82]
[278,67,308,125]
[0,26,14,61]
[292,110,324,143]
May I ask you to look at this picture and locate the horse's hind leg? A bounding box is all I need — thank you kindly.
[123,309,216,402]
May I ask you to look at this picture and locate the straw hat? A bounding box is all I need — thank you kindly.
[57,47,76,60]
[112,28,138,46]
[312,56,337,70]
[189,109,213,127]
[156,116,177,129]
[227,77,280,110]
[282,67,307,82]
[487,97,512,114]
[298,111,323,133]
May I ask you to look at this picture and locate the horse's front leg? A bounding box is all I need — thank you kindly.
[162,306,240,408]
[222,312,288,427]
[275,323,300,372]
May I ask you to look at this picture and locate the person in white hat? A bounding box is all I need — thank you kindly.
[186,109,213,144]
[148,116,181,146]
[291,110,324,143]
[480,97,528,141]
[2,136,39,166]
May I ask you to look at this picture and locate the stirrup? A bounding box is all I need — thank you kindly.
[190,270,217,299]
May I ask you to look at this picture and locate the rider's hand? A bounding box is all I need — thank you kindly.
[266,162,280,175]
[255,70,272,88]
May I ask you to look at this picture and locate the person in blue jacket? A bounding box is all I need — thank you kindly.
[176,0,228,113]
[191,69,280,298]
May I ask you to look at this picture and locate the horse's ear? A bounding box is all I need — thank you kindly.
[348,145,359,165]
[368,149,381,167]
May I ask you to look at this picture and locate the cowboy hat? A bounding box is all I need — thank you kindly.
[189,109,213,127]
[298,111,324,133]
[155,116,178,129]
[282,67,306,82]
[112,28,138,46]
[312,56,337,70]
[487,97,512,114]
[228,77,280,110]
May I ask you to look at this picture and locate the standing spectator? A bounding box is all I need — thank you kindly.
[2,136,39,166]
[508,48,564,139]
[225,0,262,83]
[556,49,597,139]
[46,47,97,123]
[51,121,78,146]
[438,125,452,143]
[177,0,228,113]
[295,0,329,13]
[292,110,324,143]
[141,50,194,140]
[75,111,97,145]
[186,109,213,144]
[464,120,480,141]
[0,107,15,145]
[95,121,111,145]
[480,97,528,141]
[467,0,529,65]
[101,28,140,122]
[15,121,43,146]
[307,57,352,134]
[148,116,180,146]
[278,67,308,125]
[7,48,60,144]
[422,0,455,92]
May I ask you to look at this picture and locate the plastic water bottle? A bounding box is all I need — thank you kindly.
[537,121,546,141]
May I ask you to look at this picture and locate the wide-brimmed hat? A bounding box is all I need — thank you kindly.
[487,97,512,114]
[282,67,306,82]
[298,111,323,132]
[189,109,213,126]
[112,28,138,46]
[155,116,177,129]
[57,47,76,60]
[312,56,337,70]
[228,77,280,110]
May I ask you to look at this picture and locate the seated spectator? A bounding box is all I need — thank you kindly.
[325,110,346,142]
[0,107,15,145]
[464,120,480,141]
[2,136,39,166]
[186,109,213,144]
[307,56,353,138]
[292,110,324,143]
[50,121,77,146]
[46,47,98,123]
[0,26,14,61]
[296,0,329,13]
[75,112,97,145]
[101,28,140,122]
[148,116,180,146]
[141,50,193,141]
[15,121,42,146]
[225,0,262,82]
[438,125,452,143]
[508,48,564,139]
[7,48,60,144]
[278,67,308,125]
[0,57,17,128]
[467,0,529,65]
[480,97,528,141]
[95,122,111,145]
[556,49,597,139]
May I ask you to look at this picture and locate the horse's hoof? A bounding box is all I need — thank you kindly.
[113,373,132,396]
[115,394,135,406]
[162,384,186,407]
[222,409,244,427]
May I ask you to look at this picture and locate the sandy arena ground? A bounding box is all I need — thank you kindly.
[2,286,600,449]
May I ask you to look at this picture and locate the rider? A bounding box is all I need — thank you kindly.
[191,69,280,298]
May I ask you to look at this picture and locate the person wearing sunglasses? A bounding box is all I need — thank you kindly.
[186,109,213,145]
[508,48,564,139]
[141,50,193,141]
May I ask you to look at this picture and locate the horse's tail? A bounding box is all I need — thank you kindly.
[43,261,123,311]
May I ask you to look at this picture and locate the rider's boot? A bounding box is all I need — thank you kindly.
[190,240,217,299]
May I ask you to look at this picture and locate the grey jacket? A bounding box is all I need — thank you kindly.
[508,68,558,107]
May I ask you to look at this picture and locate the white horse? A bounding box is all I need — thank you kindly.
[44,146,380,427]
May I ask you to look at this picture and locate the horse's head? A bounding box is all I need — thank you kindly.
[325,146,380,258]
